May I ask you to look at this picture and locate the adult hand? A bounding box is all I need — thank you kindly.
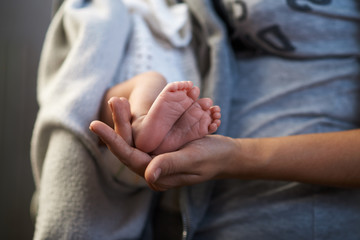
[91,118,239,191]
[145,135,239,191]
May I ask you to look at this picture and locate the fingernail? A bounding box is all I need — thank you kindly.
[89,122,95,131]
[153,168,161,182]
[108,100,114,111]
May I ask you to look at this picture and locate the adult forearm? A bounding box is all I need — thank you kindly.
[234,130,360,187]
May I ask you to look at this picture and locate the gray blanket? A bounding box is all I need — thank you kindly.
[31,0,154,239]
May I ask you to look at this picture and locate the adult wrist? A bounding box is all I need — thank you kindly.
[228,137,270,180]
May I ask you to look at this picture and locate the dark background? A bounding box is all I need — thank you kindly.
[0,0,52,239]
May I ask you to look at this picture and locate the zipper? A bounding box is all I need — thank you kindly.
[180,187,191,240]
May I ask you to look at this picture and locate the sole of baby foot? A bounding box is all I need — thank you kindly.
[134,81,200,153]
[152,98,221,155]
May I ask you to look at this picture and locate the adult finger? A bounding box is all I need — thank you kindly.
[89,120,151,176]
[144,148,202,184]
[109,97,133,146]
[147,173,203,191]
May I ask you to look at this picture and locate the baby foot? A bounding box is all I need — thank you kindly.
[133,81,200,153]
[152,98,221,155]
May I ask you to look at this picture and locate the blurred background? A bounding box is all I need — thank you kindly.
[0,0,52,239]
